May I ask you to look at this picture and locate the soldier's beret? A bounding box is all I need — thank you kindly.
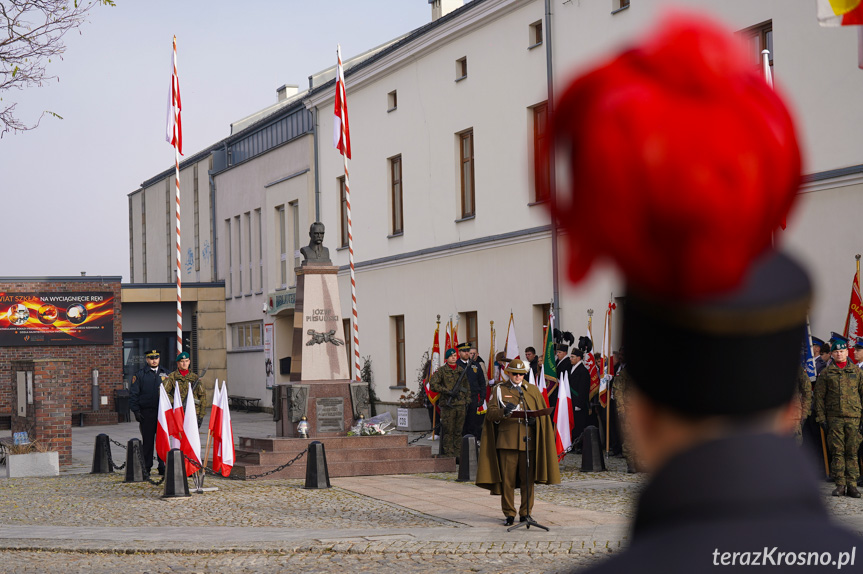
[444,348,456,359]
[176,352,190,361]
[829,337,848,351]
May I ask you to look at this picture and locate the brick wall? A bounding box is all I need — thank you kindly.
[11,358,73,465]
[0,279,123,423]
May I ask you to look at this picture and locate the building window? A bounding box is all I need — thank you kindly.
[338,176,348,248]
[225,218,232,296]
[390,155,403,235]
[256,209,263,291]
[456,57,467,81]
[465,311,478,350]
[128,197,134,282]
[231,321,263,350]
[394,315,406,387]
[235,215,242,295]
[533,103,550,203]
[529,20,543,48]
[141,192,147,282]
[388,90,398,112]
[290,202,300,285]
[612,0,630,13]
[245,212,252,294]
[278,206,287,289]
[166,180,172,280]
[743,21,773,70]
[194,165,200,272]
[459,129,475,218]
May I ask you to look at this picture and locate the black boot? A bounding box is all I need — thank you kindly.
[832,485,846,497]
[847,484,861,498]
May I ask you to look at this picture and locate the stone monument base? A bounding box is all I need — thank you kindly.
[278,380,354,438]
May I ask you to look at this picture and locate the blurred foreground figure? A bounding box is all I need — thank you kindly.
[541,13,863,573]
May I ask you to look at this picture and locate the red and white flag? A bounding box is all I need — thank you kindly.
[452,315,460,349]
[333,44,351,159]
[504,313,520,363]
[554,370,574,461]
[165,36,183,155]
[425,322,441,406]
[170,385,184,451]
[844,271,863,363]
[213,382,235,477]
[209,378,223,438]
[529,363,549,407]
[181,383,202,477]
[817,0,863,26]
[155,385,174,463]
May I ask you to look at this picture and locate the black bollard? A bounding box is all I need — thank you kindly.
[304,441,331,489]
[456,435,477,482]
[90,433,112,474]
[124,438,145,483]
[580,426,607,472]
[162,448,190,498]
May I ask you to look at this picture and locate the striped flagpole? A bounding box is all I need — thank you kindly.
[335,45,361,381]
[170,36,183,355]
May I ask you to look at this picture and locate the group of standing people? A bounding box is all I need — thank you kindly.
[128,349,206,476]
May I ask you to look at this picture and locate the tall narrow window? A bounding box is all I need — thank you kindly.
[278,206,287,289]
[459,130,475,218]
[291,202,300,285]
[456,57,467,81]
[194,164,200,272]
[338,176,348,247]
[246,212,252,294]
[394,315,406,387]
[465,311,478,350]
[225,219,233,295]
[235,215,242,295]
[743,21,773,71]
[533,103,550,203]
[529,20,543,47]
[256,209,263,291]
[390,155,403,234]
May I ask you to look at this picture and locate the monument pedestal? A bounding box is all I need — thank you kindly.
[278,380,355,438]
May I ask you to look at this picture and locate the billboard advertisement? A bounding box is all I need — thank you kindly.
[0,292,114,346]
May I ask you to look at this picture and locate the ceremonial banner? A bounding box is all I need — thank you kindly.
[817,0,863,26]
[0,292,114,346]
[843,271,863,363]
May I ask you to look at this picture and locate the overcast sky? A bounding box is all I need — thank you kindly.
[0,0,430,281]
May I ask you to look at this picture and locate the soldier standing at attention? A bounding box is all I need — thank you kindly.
[457,342,487,441]
[476,359,560,525]
[129,349,168,476]
[163,352,207,428]
[815,338,863,497]
[429,348,468,461]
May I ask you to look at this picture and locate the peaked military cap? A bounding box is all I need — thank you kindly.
[810,336,825,348]
[457,342,471,351]
[145,349,160,359]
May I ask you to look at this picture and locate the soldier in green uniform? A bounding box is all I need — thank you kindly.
[814,338,863,497]
[794,365,813,445]
[162,352,207,427]
[429,348,468,460]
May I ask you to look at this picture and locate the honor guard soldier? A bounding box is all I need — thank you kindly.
[429,348,469,460]
[815,336,863,496]
[129,350,168,476]
[541,14,863,571]
[457,342,487,441]
[163,352,206,427]
[794,365,813,446]
[476,359,560,525]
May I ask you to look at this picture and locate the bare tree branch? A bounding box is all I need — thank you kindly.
[0,0,115,137]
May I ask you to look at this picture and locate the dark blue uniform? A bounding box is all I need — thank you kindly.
[130,366,168,474]
[458,358,487,439]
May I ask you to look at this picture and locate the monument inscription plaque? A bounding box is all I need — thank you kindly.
[316,397,344,433]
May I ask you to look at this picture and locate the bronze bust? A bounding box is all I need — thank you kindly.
[300,222,331,264]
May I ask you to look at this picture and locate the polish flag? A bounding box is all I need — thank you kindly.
[181,383,202,476]
[213,382,235,477]
[165,36,183,155]
[425,323,441,406]
[536,364,549,407]
[333,44,351,159]
[209,379,223,438]
[169,385,184,450]
[554,370,574,461]
[155,385,174,463]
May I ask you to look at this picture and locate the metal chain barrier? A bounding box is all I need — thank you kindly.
[105,438,126,471]
[408,430,432,445]
[109,438,164,485]
[179,447,309,481]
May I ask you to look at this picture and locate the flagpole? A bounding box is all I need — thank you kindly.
[200,429,212,484]
[606,300,612,454]
[171,36,183,356]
